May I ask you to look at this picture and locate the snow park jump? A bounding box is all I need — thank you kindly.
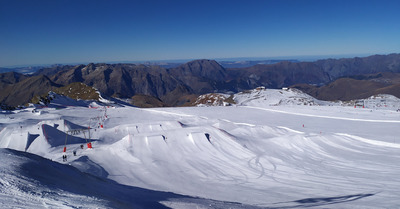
[25,132,40,152]
[40,118,96,160]
[42,124,87,147]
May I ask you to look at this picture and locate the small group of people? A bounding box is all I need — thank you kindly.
[62,145,85,162]
[62,154,67,162]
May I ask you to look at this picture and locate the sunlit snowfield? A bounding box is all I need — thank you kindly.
[1,90,400,208]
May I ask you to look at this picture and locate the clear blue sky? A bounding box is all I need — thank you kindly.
[1,0,399,67]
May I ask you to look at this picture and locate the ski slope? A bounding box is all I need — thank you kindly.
[1,91,400,208]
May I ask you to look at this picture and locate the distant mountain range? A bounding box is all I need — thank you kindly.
[1,53,400,108]
[218,59,300,68]
[292,72,400,101]
[0,59,297,74]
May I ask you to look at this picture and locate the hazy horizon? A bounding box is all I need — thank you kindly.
[0,52,382,68]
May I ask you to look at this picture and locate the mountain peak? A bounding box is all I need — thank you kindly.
[185,59,224,70]
[0,71,27,85]
[172,59,227,81]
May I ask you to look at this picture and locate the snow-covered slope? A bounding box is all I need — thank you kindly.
[195,87,400,111]
[1,94,400,208]
[0,148,256,209]
[361,94,400,110]
[234,87,336,106]
[193,87,336,107]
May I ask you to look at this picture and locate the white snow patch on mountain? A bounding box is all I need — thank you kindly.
[234,87,336,106]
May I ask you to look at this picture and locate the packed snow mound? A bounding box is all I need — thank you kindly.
[0,121,52,153]
[96,122,256,198]
[0,148,238,209]
[0,119,71,154]
[234,87,335,107]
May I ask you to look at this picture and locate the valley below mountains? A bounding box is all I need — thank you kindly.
[1,53,400,108]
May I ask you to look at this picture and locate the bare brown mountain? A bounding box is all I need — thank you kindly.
[0,71,29,89]
[292,72,400,101]
[0,75,61,107]
[167,59,229,94]
[131,94,167,108]
[316,53,400,80]
[42,60,229,106]
[169,59,227,81]
[1,60,225,108]
[226,61,330,90]
[33,65,77,77]
[1,53,400,107]
[374,84,400,98]
[292,79,387,101]
[159,84,197,107]
[49,63,182,100]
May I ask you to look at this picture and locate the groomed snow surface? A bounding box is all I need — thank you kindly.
[1,90,400,208]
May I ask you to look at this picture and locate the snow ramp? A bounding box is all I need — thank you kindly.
[143,135,169,158]
[133,121,182,134]
[63,119,88,131]
[42,124,87,147]
[25,132,40,151]
[0,127,27,150]
[187,132,214,152]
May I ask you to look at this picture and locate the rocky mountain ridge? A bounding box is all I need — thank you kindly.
[1,53,400,108]
[292,72,400,101]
